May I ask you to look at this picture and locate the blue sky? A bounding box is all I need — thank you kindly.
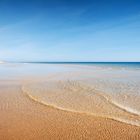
[0,0,140,62]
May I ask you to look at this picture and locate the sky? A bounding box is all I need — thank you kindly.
[0,0,140,62]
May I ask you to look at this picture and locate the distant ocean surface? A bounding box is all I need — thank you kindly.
[26,62,140,70]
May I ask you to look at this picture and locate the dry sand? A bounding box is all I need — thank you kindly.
[0,82,140,140]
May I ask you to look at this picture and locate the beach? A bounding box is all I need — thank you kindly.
[0,63,140,140]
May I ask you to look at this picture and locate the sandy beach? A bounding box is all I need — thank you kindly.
[0,63,140,140]
[1,0,140,139]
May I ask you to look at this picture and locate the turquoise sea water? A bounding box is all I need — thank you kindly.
[0,62,140,79]
[26,62,140,69]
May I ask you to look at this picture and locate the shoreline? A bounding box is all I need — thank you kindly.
[0,63,140,139]
[22,82,140,127]
[0,82,140,140]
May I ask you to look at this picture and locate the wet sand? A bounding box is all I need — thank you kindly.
[0,64,140,140]
[0,83,140,140]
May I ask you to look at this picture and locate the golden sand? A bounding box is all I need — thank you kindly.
[0,82,139,140]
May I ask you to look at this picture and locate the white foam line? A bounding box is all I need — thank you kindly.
[95,89,140,116]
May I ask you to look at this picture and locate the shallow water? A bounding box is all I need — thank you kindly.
[1,62,140,126]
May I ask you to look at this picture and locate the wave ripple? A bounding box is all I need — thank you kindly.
[22,80,140,126]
